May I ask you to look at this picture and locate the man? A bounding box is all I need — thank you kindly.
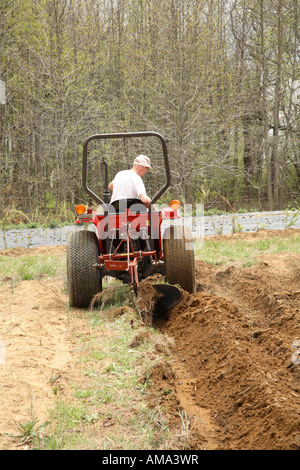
[108,154,152,208]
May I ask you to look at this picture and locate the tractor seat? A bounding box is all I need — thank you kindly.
[111,199,147,214]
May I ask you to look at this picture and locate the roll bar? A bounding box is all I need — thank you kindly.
[82,131,171,207]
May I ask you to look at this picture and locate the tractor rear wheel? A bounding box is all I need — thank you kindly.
[163,225,196,294]
[67,230,102,308]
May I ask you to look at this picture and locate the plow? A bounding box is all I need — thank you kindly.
[67,131,196,314]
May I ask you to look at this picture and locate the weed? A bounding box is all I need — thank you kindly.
[204,208,225,216]
[82,413,100,423]
[41,435,63,450]
[74,388,94,399]
[176,407,191,450]
[15,418,49,444]
[232,215,244,233]
[83,369,98,378]
[3,418,49,446]
[283,207,300,229]
[256,239,271,251]
[242,260,257,268]
[48,219,60,229]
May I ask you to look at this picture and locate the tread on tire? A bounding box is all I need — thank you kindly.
[163,224,196,294]
[67,230,102,308]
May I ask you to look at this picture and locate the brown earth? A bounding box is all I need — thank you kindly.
[0,229,299,450]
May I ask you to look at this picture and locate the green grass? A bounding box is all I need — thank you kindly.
[41,303,175,450]
[0,252,66,284]
[194,235,300,265]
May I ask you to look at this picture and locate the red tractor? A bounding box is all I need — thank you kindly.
[67,132,195,312]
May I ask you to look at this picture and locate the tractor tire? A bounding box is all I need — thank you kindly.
[67,230,102,308]
[163,224,196,294]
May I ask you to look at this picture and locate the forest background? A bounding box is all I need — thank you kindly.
[0,0,299,222]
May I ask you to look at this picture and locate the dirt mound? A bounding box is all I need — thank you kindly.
[205,227,300,242]
[156,252,300,449]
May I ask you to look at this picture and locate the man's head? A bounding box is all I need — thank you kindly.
[132,154,152,176]
[134,155,152,169]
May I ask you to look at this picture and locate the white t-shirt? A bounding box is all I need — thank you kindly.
[110,169,146,204]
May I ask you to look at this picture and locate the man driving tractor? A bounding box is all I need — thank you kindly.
[108,155,153,210]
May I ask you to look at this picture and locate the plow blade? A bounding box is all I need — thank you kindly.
[152,284,182,314]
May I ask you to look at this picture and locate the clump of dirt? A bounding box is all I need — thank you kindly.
[128,330,151,348]
[135,281,163,325]
[155,249,300,450]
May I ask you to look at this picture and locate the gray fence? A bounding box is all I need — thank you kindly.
[0,211,299,250]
